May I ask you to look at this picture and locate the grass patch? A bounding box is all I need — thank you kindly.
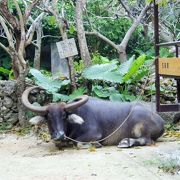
[144,156,180,175]
[143,159,159,166]
[0,121,33,136]
[0,122,13,132]
[158,158,180,175]
[12,125,32,136]
[165,123,177,131]
[163,123,180,138]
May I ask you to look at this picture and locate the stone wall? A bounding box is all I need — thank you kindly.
[0,80,18,124]
[0,80,179,125]
[0,80,52,125]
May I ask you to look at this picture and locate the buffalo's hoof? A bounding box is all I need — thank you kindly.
[117,138,135,148]
[77,142,102,149]
[117,143,130,148]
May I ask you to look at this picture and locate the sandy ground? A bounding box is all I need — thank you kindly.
[0,133,180,180]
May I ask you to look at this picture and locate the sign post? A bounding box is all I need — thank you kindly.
[51,38,78,79]
[154,1,180,112]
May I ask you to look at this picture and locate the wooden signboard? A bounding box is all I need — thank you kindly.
[56,38,78,59]
[158,57,180,76]
[51,43,69,79]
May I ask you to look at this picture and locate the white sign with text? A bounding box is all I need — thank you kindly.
[56,38,78,59]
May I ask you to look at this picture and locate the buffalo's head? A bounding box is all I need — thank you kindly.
[22,86,88,141]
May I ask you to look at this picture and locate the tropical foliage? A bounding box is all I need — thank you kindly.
[0,0,178,102]
[28,53,154,102]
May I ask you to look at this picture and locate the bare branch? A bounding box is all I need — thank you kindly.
[84,8,94,31]
[0,16,15,49]
[31,42,38,48]
[22,0,28,7]
[119,5,150,48]
[0,0,19,31]
[32,34,62,45]
[13,0,26,65]
[26,12,45,47]
[118,0,134,20]
[85,31,119,52]
[86,10,122,20]
[25,0,40,21]
[41,35,61,39]
[26,0,45,11]
[2,18,14,30]
[0,42,10,54]
[50,0,68,39]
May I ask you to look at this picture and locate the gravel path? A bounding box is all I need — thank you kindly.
[0,134,180,180]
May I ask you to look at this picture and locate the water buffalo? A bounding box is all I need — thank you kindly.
[22,86,164,148]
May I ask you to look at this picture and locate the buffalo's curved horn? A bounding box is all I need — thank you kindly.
[21,86,48,114]
[65,95,89,112]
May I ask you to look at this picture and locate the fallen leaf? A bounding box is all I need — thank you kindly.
[88,147,96,152]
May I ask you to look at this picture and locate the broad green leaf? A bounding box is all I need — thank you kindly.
[0,67,10,75]
[93,86,109,98]
[82,63,123,83]
[69,87,87,99]
[123,55,146,82]
[101,56,110,63]
[110,93,140,102]
[124,94,139,101]
[9,70,14,80]
[53,93,70,102]
[0,67,14,79]
[29,68,70,93]
[110,94,125,102]
[93,86,119,98]
[131,69,149,83]
[119,55,135,76]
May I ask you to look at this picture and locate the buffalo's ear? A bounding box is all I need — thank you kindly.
[29,116,45,125]
[67,114,84,124]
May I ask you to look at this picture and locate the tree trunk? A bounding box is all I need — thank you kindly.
[11,55,28,126]
[118,5,150,63]
[76,0,91,67]
[143,24,149,39]
[0,0,44,127]
[17,73,27,126]
[85,4,150,63]
[34,23,42,70]
[118,45,127,63]
[12,59,19,79]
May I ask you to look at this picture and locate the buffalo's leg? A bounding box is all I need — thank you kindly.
[117,137,153,148]
[77,142,102,149]
[75,132,103,149]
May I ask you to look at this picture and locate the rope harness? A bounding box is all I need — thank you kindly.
[64,102,137,145]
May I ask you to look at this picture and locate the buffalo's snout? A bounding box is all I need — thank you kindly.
[52,131,65,141]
